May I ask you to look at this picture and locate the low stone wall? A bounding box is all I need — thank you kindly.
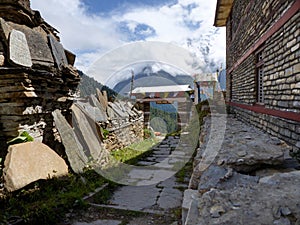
[103,118,144,151]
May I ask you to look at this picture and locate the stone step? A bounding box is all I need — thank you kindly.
[89,203,165,215]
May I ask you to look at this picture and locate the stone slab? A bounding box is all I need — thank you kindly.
[0,18,12,45]
[189,171,300,225]
[157,187,182,209]
[152,149,170,155]
[157,176,180,188]
[75,99,107,123]
[198,165,259,192]
[185,198,200,225]
[148,169,176,183]
[109,185,158,211]
[96,88,108,110]
[23,28,54,66]
[108,102,128,118]
[8,24,55,66]
[3,142,68,192]
[9,29,32,67]
[107,106,116,119]
[127,168,154,180]
[137,161,155,166]
[89,95,108,122]
[65,49,76,66]
[48,34,68,69]
[155,161,174,169]
[182,189,199,225]
[52,110,89,173]
[71,104,109,162]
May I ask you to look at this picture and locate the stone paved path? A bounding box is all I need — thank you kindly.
[70,134,195,225]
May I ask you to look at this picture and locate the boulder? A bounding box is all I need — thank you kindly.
[3,142,68,192]
[197,165,259,193]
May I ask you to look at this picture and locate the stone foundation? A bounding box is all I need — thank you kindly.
[230,106,300,153]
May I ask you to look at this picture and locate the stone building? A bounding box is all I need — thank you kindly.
[0,0,80,156]
[214,0,300,151]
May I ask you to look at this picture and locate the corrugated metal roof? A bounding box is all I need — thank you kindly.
[214,0,234,27]
[132,85,193,94]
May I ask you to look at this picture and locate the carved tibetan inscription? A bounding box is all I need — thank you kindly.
[9,29,32,67]
[48,34,68,69]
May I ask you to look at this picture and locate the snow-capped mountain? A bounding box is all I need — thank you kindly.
[182,26,225,73]
[113,68,194,95]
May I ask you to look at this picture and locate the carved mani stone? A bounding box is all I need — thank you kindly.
[9,29,32,67]
[48,34,68,69]
[16,27,54,67]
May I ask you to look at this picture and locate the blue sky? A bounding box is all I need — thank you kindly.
[82,0,176,14]
[30,0,225,78]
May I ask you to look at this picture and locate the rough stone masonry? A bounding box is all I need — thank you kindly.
[183,115,300,225]
[0,0,80,156]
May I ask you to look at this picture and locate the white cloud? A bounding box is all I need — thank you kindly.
[31,0,124,50]
[30,0,225,76]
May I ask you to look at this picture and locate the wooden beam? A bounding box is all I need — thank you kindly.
[228,101,300,122]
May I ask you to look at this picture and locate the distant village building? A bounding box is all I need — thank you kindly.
[217,69,226,91]
[214,0,300,150]
[194,73,218,104]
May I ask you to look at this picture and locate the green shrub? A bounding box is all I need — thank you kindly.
[7,131,34,145]
[143,128,153,139]
[101,128,110,140]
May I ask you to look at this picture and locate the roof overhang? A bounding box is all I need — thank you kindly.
[214,0,234,27]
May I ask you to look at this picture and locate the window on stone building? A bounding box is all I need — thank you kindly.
[256,51,264,104]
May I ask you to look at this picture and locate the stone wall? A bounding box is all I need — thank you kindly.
[226,0,295,71]
[0,0,80,156]
[227,0,299,110]
[225,0,300,151]
[103,101,144,151]
[103,120,144,151]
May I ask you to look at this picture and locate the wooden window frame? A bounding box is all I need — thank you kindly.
[256,49,265,105]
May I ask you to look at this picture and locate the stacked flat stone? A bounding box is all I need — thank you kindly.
[0,0,80,155]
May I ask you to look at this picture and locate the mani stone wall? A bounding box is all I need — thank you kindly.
[104,100,144,151]
[226,0,300,151]
[53,91,144,173]
[0,0,80,156]
[71,90,144,153]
